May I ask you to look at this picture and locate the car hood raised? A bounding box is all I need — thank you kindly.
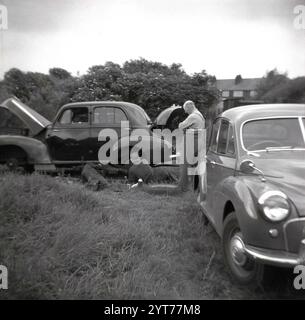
[243,151,305,216]
[154,105,187,128]
[0,97,51,136]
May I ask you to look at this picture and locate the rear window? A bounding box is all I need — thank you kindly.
[93,107,127,124]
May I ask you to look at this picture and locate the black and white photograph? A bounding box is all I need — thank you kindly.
[0,0,305,303]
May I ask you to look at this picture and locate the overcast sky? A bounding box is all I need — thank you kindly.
[0,0,304,79]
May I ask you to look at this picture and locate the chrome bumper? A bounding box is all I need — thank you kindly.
[244,239,305,268]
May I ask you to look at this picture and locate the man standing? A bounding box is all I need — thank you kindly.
[177,100,206,191]
[178,100,205,130]
[177,100,205,160]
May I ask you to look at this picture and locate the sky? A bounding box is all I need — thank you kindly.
[0,0,304,79]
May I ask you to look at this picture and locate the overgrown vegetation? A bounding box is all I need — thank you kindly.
[256,69,305,103]
[0,173,300,299]
[0,59,219,121]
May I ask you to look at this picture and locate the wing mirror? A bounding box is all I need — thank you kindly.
[240,160,266,182]
[240,160,255,174]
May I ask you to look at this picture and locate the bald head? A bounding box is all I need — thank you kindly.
[183,100,196,114]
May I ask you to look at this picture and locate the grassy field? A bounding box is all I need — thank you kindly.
[0,173,301,299]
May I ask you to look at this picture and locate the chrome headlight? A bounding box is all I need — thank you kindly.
[258,191,290,222]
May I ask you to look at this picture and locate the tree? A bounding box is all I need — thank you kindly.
[0,60,219,121]
[3,68,31,100]
[256,69,288,100]
[256,69,305,103]
[49,68,72,80]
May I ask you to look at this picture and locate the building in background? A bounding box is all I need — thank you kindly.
[215,75,264,112]
[216,75,261,99]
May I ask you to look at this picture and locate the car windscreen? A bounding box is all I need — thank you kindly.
[242,118,305,151]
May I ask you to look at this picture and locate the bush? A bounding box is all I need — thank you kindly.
[0,60,219,121]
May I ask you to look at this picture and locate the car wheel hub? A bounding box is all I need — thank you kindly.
[230,234,247,267]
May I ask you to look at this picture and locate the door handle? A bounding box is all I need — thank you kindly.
[206,157,215,165]
[206,158,216,167]
[52,129,61,132]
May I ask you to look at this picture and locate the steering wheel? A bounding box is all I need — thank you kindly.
[248,140,282,150]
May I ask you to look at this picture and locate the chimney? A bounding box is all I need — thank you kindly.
[235,75,242,85]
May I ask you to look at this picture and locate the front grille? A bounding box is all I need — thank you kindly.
[284,219,305,253]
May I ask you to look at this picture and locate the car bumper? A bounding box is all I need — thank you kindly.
[244,239,305,268]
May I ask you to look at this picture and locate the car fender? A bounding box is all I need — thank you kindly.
[215,176,259,233]
[217,176,294,251]
[0,135,52,164]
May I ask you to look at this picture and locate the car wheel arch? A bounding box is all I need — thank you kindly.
[223,200,235,222]
[0,144,29,162]
[0,137,53,165]
[0,144,34,171]
[218,177,259,236]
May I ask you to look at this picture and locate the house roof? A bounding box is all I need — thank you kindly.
[216,78,261,91]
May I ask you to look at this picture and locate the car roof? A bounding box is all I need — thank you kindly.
[56,101,151,125]
[62,100,142,110]
[221,104,305,123]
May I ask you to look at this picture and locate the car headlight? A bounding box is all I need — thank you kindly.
[258,191,290,222]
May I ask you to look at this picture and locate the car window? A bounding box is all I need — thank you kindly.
[93,107,127,124]
[59,109,72,124]
[227,124,235,155]
[217,120,229,154]
[59,107,89,124]
[209,119,221,152]
[114,108,128,123]
[243,118,305,150]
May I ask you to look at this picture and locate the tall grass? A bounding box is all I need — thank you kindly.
[0,173,294,299]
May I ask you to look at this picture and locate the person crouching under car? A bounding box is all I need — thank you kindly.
[128,149,153,184]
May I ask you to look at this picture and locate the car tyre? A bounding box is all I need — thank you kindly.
[6,158,19,171]
[6,157,34,174]
[222,212,265,285]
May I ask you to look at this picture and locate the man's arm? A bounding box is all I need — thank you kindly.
[178,114,196,130]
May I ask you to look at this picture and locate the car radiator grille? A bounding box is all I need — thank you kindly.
[284,219,305,253]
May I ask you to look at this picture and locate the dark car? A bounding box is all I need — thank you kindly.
[0,97,171,171]
[196,104,305,284]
